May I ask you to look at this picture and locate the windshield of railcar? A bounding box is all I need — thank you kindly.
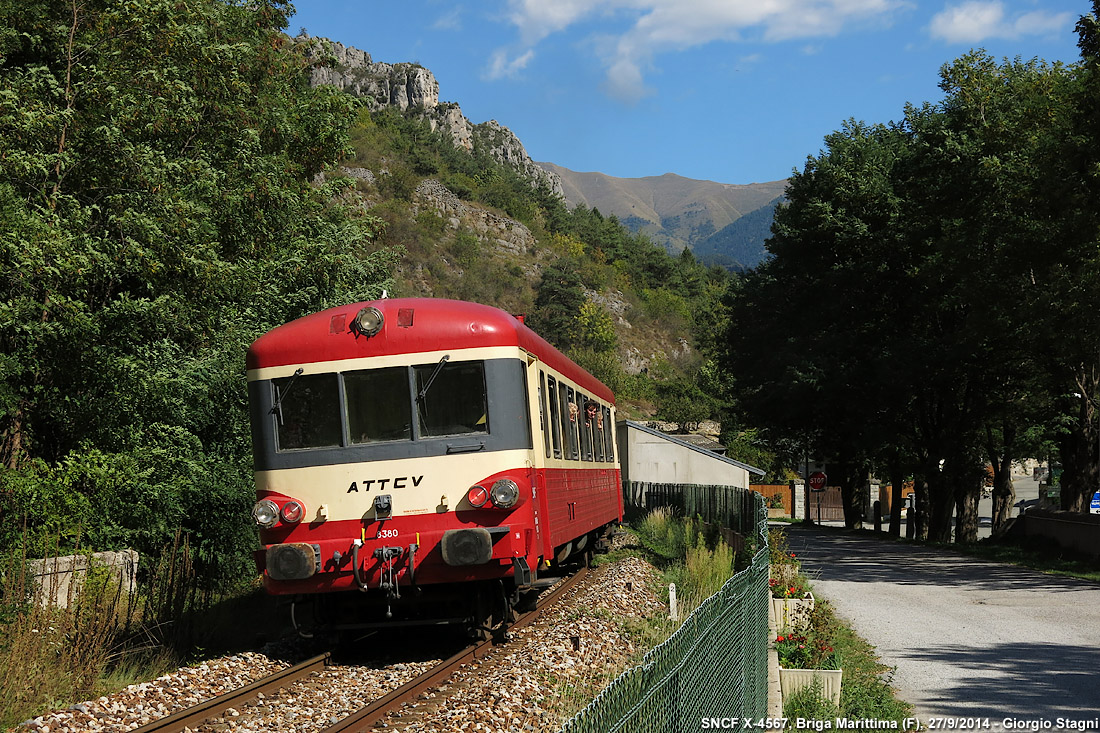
[272,373,341,450]
[415,361,488,437]
[272,361,488,451]
[346,367,412,443]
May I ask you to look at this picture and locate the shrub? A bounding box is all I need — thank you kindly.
[769,527,799,568]
[450,231,480,268]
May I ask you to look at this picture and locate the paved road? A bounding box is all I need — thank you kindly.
[783,523,1100,720]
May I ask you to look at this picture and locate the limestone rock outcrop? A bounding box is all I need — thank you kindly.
[413,179,535,256]
[303,36,562,197]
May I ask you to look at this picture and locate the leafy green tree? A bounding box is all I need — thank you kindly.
[725,50,1084,541]
[1040,1,1100,512]
[900,52,1076,538]
[528,261,585,348]
[725,119,913,530]
[0,0,398,577]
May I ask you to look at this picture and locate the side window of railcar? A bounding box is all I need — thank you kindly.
[565,386,580,459]
[415,361,488,437]
[547,376,562,458]
[345,367,412,443]
[578,393,593,461]
[273,372,341,450]
[594,404,605,462]
[539,371,550,458]
[604,406,615,461]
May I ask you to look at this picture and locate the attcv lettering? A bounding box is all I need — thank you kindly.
[347,476,424,493]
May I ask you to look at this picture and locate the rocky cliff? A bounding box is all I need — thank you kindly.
[304,37,562,198]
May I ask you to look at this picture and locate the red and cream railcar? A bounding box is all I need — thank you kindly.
[247,298,622,632]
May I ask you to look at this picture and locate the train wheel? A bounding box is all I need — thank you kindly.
[468,581,516,641]
[469,584,494,641]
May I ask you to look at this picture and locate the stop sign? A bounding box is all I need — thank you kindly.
[808,471,827,492]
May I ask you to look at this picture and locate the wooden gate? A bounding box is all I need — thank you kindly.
[807,486,844,521]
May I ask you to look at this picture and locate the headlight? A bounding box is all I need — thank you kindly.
[252,499,279,528]
[352,306,384,337]
[490,479,519,509]
[280,500,304,524]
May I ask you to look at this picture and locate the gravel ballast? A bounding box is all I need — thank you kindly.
[15,547,666,733]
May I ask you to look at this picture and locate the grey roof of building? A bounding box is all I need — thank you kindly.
[677,433,727,453]
[621,420,766,476]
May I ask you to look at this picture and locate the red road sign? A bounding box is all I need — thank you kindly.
[808,471,827,492]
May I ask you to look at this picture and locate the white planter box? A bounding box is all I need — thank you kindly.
[771,592,814,630]
[779,666,843,707]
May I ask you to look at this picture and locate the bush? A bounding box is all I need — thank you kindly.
[769,527,799,568]
[450,231,480,268]
[634,509,736,617]
[379,164,419,200]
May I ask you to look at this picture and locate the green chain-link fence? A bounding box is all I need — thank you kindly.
[561,482,770,733]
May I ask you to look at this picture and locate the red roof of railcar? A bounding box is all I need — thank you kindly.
[247,298,614,403]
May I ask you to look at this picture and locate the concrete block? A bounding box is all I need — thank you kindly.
[27,550,138,608]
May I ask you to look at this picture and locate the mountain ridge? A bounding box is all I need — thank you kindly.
[537,162,786,267]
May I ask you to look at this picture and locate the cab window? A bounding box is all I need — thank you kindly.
[415,361,488,437]
[345,367,412,443]
[273,372,340,450]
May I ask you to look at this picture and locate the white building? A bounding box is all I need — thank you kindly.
[617,420,764,489]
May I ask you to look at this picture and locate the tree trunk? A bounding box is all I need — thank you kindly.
[986,422,1016,533]
[1058,366,1100,512]
[954,478,981,544]
[991,453,1015,532]
[925,460,954,543]
[912,474,929,541]
[839,461,868,530]
[888,452,904,537]
[0,400,27,470]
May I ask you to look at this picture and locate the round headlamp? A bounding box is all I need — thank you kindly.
[252,499,279,528]
[490,479,520,509]
[352,307,384,337]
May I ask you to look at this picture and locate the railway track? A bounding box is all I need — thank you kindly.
[135,566,591,733]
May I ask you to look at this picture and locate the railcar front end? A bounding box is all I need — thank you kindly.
[246,298,621,634]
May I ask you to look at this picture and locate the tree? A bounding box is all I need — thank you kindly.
[726,120,914,530]
[725,50,1079,541]
[1043,1,1100,512]
[528,261,586,348]
[0,0,399,574]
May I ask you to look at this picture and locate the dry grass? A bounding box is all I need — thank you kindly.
[0,550,130,727]
[0,534,215,728]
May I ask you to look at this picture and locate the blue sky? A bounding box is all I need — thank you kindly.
[290,1,1086,185]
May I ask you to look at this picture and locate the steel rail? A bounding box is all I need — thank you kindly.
[131,652,332,733]
[131,565,592,733]
[320,564,593,733]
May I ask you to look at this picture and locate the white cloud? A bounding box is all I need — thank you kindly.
[929,1,1072,44]
[603,55,652,103]
[485,48,536,80]
[491,0,906,103]
[432,7,463,31]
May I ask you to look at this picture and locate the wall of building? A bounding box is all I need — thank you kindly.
[617,421,760,489]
